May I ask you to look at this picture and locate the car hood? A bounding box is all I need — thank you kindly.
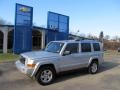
[21,51,60,60]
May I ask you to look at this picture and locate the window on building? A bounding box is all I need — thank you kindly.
[81,43,91,52]
[0,31,3,50]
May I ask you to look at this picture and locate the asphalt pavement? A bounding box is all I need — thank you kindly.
[0,55,120,90]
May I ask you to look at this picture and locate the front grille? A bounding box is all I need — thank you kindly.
[20,56,26,64]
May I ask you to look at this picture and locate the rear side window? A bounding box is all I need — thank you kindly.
[65,43,79,54]
[81,43,91,52]
[93,43,100,51]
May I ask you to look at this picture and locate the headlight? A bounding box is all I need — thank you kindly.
[27,58,36,68]
[27,64,36,68]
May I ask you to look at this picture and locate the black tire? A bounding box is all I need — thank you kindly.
[88,61,99,74]
[36,66,56,85]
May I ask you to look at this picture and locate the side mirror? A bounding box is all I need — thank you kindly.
[63,51,71,56]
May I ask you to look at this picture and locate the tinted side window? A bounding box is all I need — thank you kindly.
[81,43,91,52]
[65,43,79,53]
[93,43,100,51]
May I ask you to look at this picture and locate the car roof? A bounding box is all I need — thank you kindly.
[52,40,101,44]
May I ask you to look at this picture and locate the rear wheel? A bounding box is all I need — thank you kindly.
[89,61,99,74]
[36,66,56,85]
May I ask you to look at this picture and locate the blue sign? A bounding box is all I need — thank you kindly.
[13,3,33,54]
[47,11,69,43]
[47,11,69,33]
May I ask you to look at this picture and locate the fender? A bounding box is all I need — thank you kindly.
[31,60,60,77]
[88,56,99,67]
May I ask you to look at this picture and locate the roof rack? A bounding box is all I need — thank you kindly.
[74,38,84,41]
[74,37,99,41]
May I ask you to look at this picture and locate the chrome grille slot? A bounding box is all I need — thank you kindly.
[20,56,25,64]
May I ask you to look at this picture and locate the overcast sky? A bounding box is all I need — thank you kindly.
[0,0,120,37]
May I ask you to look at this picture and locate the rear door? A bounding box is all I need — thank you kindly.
[93,43,104,63]
[79,42,92,67]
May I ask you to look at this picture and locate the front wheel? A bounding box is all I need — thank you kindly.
[88,61,99,74]
[36,66,56,85]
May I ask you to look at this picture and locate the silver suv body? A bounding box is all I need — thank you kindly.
[15,40,104,85]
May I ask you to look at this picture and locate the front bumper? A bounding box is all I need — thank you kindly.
[15,60,34,77]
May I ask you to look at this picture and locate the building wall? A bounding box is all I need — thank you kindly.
[0,25,69,53]
[0,25,45,53]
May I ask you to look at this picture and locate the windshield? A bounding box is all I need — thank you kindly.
[45,42,64,53]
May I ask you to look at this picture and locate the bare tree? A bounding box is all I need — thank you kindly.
[104,35,110,40]
[0,18,11,25]
[87,33,95,39]
[74,30,80,36]
[118,38,120,42]
[113,36,119,42]
[0,18,5,25]
[79,33,86,37]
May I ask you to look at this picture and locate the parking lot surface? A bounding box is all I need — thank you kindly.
[0,55,120,90]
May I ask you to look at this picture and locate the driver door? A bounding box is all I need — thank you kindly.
[59,43,81,72]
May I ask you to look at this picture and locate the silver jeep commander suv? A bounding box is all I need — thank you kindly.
[15,40,104,85]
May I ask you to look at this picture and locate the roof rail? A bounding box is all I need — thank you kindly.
[74,37,99,41]
[74,38,84,41]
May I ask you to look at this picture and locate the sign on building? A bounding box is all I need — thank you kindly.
[13,3,33,53]
[47,11,69,43]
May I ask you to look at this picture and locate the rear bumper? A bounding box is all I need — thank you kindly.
[15,60,34,77]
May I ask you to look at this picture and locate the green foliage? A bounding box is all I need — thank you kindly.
[0,53,19,62]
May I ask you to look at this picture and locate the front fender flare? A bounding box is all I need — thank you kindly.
[31,60,59,77]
